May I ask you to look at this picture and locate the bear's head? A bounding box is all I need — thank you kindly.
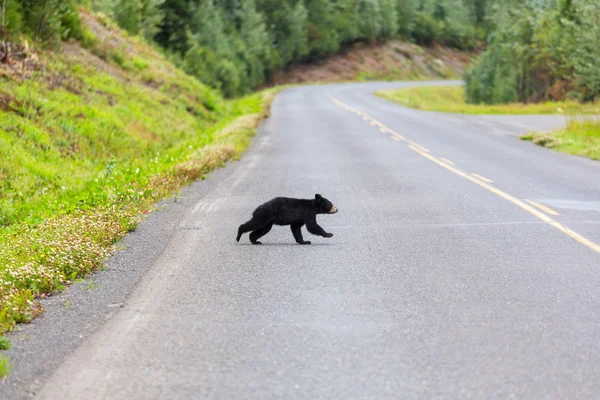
[315,194,338,214]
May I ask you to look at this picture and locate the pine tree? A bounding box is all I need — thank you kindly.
[357,0,383,42]
[139,0,165,39]
[154,0,199,54]
[305,0,339,58]
[379,0,399,38]
[396,0,418,36]
[236,0,273,88]
[112,0,142,35]
[333,0,360,44]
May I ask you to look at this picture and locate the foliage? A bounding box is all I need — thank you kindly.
[305,0,339,58]
[1,0,83,42]
[411,11,442,45]
[81,0,490,96]
[153,0,194,54]
[89,0,165,40]
[396,0,418,37]
[465,0,600,105]
[0,356,12,378]
[571,1,600,101]
[0,336,10,350]
[379,0,399,39]
[357,0,383,43]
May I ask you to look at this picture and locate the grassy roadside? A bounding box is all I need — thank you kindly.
[376,85,600,161]
[0,10,281,363]
[375,85,600,115]
[521,119,600,161]
[0,89,277,335]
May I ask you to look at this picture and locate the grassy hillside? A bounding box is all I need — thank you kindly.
[264,41,474,86]
[0,10,277,345]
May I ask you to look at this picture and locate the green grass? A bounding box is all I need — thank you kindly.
[0,357,12,378]
[0,12,280,338]
[376,85,600,115]
[357,67,454,82]
[522,119,600,160]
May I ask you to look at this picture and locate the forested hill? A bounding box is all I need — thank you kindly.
[4,1,597,105]
[86,0,490,96]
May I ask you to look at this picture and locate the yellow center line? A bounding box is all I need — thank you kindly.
[326,92,600,255]
[470,173,494,183]
[392,136,402,142]
[440,158,455,166]
[390,131,407,141]
[410,143,430,153]
[525,199,560,216]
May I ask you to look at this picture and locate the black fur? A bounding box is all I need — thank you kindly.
[236,194,338,245]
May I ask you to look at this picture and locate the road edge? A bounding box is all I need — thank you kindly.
[0,92,280,400]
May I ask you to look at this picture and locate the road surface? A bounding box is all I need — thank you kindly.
[5,81,600,399]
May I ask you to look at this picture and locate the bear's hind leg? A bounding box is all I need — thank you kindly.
[237,217,267,242]
[249,222,273,245]
[291,223,310,245]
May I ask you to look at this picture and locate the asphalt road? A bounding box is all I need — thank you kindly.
[4,81,600,399]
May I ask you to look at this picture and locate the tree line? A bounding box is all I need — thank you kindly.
[1,0,491,96]
[465,0,600,104]
[3,1,597,104]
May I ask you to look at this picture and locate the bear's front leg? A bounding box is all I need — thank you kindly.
[306,220,333,238]
[291,223,311,244]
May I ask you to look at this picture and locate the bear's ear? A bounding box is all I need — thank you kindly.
[315,194,322,201]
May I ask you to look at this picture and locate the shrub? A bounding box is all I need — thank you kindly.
[411,12,442,45]
[17,0,82,43]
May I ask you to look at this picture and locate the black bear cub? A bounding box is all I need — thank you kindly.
[236,194,338,245]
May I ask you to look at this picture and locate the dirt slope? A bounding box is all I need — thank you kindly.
[266,41,474,86]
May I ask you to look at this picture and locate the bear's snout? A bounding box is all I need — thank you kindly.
[328,205,338,214]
